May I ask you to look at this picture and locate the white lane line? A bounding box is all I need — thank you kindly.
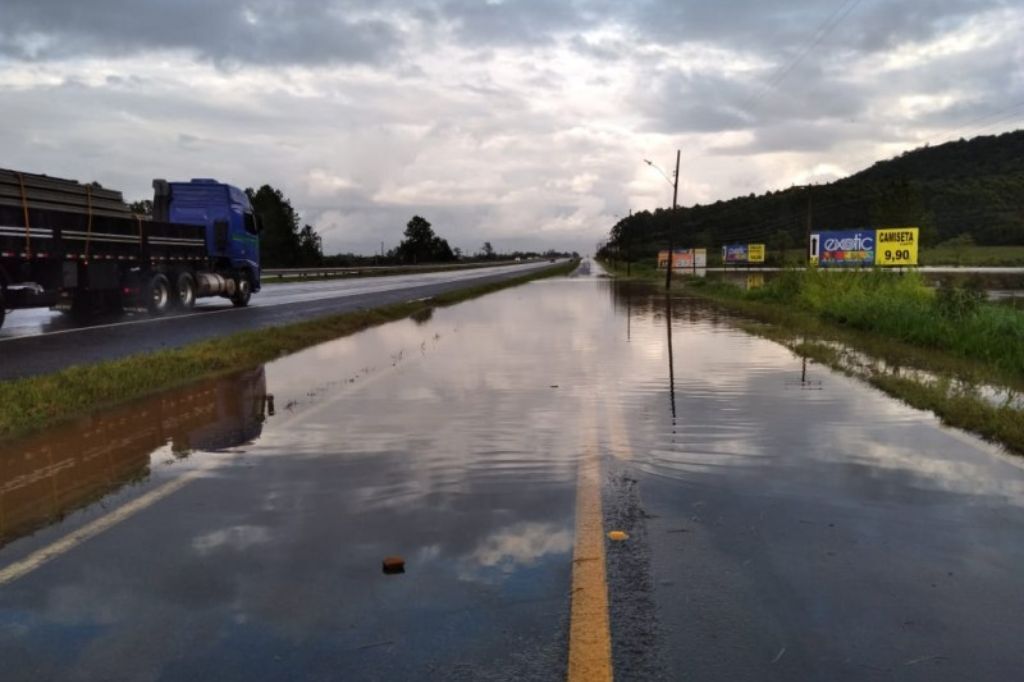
[0,262,568,577]
[0,460,215,586]
[0,263,545,343]
[0,323,434,585]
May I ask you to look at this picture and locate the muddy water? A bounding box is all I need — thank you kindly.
[2,263,1024,680]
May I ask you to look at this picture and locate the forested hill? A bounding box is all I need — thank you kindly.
[602,130,1024,261]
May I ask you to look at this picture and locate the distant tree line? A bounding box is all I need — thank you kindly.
[598,130,1024,264]
[132,184,573,267]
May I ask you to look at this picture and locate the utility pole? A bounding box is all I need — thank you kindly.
[664,149,680,290]
[805,188,813,265]
[626,208,632,276]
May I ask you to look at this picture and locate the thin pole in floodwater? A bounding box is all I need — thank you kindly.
[665,293,676,420]
[626,208,632,277]
[805,188,813,263]
[665,150,681,290]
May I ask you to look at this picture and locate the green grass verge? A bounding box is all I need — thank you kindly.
[0,260,578,443]
[772,328,1024,454]
[605,259,1024,379]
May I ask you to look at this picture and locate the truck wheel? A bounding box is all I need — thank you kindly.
[175,272,197,310]
[144,273,172,315]
[232,273,252,307]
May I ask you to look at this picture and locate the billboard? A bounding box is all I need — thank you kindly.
[723,244,748,264]
[809,230,875,268]
[657,249,707,269]
[875,228,919,266]
[723,243,766,264]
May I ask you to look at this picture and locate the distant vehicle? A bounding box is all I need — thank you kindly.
[515,256,522,262]
[0,169,262,329]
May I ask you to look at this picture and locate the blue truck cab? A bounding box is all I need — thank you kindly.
[153,178,261,292]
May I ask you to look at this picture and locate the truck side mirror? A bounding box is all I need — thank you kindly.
[244,212,261,236]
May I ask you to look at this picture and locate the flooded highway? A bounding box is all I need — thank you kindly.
[0,261,555,340]
[0,260,563,381]
[2,262,1023,680]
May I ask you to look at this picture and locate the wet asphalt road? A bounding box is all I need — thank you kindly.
[0,261,560,380]
[2,262,1024,680]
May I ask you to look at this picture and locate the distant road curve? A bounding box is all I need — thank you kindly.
[0,260,564,381]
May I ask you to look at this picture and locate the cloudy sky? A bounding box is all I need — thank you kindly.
[1,1,1022,255]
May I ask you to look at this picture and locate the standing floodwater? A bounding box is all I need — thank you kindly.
[1,263,1022,680]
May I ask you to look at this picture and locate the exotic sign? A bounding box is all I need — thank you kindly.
[875,228,919,267]
[723,244,748,264]
[809,230,875,268]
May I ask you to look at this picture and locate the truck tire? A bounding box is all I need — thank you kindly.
[232,273,252,307]
[144,273,172,315]
[175,272,197,310]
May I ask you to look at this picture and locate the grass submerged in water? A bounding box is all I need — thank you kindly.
[606,260,1024,454]
[695,268,1024,379]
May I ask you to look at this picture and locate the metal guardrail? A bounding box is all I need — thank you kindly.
[262,259,541,279]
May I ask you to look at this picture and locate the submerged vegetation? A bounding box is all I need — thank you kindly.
[608,260,1024,453]
[698,269,1024,378]
[0,260,577,442]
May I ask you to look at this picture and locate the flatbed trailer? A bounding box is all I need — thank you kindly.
[0,169,261,329]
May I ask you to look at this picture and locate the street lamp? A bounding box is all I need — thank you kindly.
[645,151,681,289]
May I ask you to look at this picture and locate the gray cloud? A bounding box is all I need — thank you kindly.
[440,0,593,47]
[0,0,1020,255]
[0,0,403,65]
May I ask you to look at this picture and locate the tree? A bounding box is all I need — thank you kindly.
[481,241,495,259]
[129,199,152,217]
[395,215,456,264]
[245,185,323,267]
[298,224,323,265]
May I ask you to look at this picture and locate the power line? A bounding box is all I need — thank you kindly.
[935,101,1024,145]
[743,0,865,114]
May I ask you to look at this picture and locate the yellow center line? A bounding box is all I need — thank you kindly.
[568,402,613,682]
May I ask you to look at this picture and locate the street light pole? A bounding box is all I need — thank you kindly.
[645,150,681,289]
[666,149,680,290]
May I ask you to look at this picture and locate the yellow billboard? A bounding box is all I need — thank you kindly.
[748,244,766,263]
[875,228,919,267]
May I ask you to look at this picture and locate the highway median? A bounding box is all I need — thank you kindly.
[0,260,578,443]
